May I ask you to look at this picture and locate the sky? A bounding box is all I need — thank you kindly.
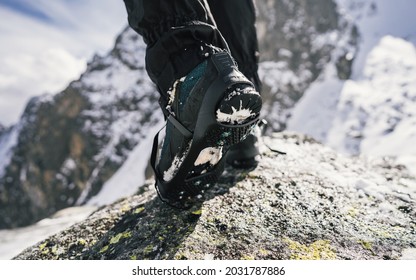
[0,0,127,126]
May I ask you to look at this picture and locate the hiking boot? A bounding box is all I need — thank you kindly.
[150,51,262,208]
[226,134,259,169]
[226,119,267,169]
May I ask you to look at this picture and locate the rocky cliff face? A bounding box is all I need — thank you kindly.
[0,29,161,229]
[256,0,357,130]
[14,133,416,260]
[0,0,355,229]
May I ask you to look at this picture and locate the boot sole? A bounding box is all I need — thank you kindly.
[154,52,262,209]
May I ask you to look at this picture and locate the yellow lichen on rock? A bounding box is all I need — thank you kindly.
[110,231,132,244]
[143,245,155,255]
[358,240,373,250]
[78,238,87,246]
[134,207,145,214]
[284,238,337,260]
[240,255,255,260]
[39,242,48,251]
[192,209,202,215]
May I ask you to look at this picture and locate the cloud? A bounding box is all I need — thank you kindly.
[0,48,86,124]
[0,0,128,126]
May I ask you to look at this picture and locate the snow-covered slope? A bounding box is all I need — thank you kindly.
[73,29,163,206]
[86,122,162,206]
[288,0,416,174]
[0,126,20,178]
[327,36,416,155]
[255,0,346,130]
[0,206,96,260]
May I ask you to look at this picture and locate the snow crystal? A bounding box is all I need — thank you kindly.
[62,158,76,171]
[166,78,184,114]
[355,179,385,201]
[163,153,186,182]
[194,147,223,166]
[216,100,256,124]
[158,136,193,182]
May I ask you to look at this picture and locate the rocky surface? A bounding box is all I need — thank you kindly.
[15,133,416,260]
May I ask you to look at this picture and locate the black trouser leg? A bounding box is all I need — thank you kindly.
[207,0,261,91]
[123,0,260,102]
[124,0,228,100]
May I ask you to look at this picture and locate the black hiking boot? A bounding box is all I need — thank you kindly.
[226,119,268,169]
[150,51,262,208]
[225,134,259,169]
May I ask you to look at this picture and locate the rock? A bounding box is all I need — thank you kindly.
[14,132,416,260]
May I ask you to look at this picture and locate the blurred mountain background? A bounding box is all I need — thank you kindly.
[0,0,415,259]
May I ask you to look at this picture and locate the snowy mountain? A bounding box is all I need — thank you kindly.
[0,0,347,229]
[255,0,357,130]
[2,0,416,258]
[0,29,162,228]
[327,36,416,155]
[288,0,416,174]
[4,0,416,230]
[2,0,416,260]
